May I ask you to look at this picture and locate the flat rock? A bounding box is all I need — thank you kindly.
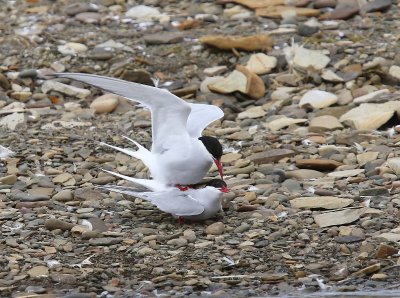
[199,34,273,51]
[387,158,400,176]
[290,45,330,72]
[309,115,343,132]
[125,5,165,21]
[357,152,379,166]
[256,6,320,19]
[264,116,307,131]
[74,188,103,201]
[238,106,266,119]
[375,244,398,259]
[295,159,342,170]
[143,32,184,45]
[42,80,90,99]
[0,112,25,130]
[248,149,295,164]
[321,69,344,82]
[90,94,119,114]
[28,266,49,278]
[327,169,364,178]
[291,196,353,209]
[75,12,103,24]
[286,169,325,180]
[353,89,390,104]
[245,53,277,74]
[206,222,225,235]
[299,90,338,109]
[389,65,400,81]
[314,208,367,228]
[52,189,73,202]
[58,42,88,55]
[0,174,17,184]
[374,233,400,242]
[340,101,400,130]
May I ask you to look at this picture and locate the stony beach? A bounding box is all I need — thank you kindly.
[1,0,400,297]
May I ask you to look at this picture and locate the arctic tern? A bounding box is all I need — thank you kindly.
[99,179,228,221]
[53,73,225,188]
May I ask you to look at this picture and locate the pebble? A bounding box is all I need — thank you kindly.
[90,94,119,114]
[206,222,225,235]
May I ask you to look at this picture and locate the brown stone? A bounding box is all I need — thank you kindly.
[199,34,273,51]
[296,159,342,171]
[352,263,381,276]
[248,149,295,164]
[375,244,398,259]
[256,6,320,18]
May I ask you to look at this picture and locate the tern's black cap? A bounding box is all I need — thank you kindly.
[199,136,223,160]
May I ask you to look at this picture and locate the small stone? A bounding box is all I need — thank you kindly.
[45,219,74,231]
[374,232,400,242]
[290,197,353,209]
[167,238,188,247]
[143,32,184,45]
[183,229,196,242]
[327,169,365,178]
[299,90,338,109]
[206,222,225,235]
[375,244,398,259]
[0,113,25,131]
[125,5,165,21]
[357,152,379,166]
[371,273,388,281]
[285,169,324,180]
[238,106,266,119]
[296,159,342,171]
[203,66,227,76]
[309,115,343,132]
[290,45,330,72]
[352,263,381,276]
[28,266,49,278]
[199,34,273,52]
[74,188,103,200]
[264,116,307,131]
[0,174,17,185]
[89,237,122,246]
[245,53,277,74]
[42,80,90,99]
[353,89,390,104]
[314,208,367,228]
[58,42,88,55]
[248,149,295,164]
[75,12,103,24]
[90,94,119,114]
[52,189,73,202]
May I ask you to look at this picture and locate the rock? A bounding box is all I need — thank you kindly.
[314,208,367,228]
[375,244,398,259]
[245,53,277,74]
[206,222,225,235]
[199,34,273,51]
[371,273,388,281]
[208,65,265,99]
[337,90,353,105]
[321,69,344,82]
[201,76,224,93]
[327,169,364,178]
[89,237,122,246]
[52,173,74,184]
[389,65,400,81]
[340,101,400,130]
[255,6,320,18]
[74,188,103,201]
[125,5,165,21]
[298,24,319,37]
[238,106,266,119]
[374,233,400,242]
[10,91,32,102]
[309,115,343,132]
[0,112,25,130]
[288,45,330,72]
[387,158,400,176]
[248,149,295,164]
[264,116,307,131]
[42,80,90,99]
[0,174,17,184]
[27,266,49,278]
[45,219,74,231]
[352,263,381,276]
[143,32,184,45]
[90,94,119,114]
[299,90,338,109]
[360,0,391,14]
[353,89,390,104]
[75,12,103,24]
[203,66,227,76]
[295,159,342,171]
[285,169,325,180]
[58,42,88,55]
[291,196,353,209]
[357,152,379,166]
[52,189,73,202]
[320,0,359,20]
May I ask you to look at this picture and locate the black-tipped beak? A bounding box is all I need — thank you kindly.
[213,158,224,180]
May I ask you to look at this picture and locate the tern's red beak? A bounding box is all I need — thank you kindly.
[213,158,224,180]
[220,186,229,193]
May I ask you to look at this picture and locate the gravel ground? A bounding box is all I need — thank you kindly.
[1,0,400,297]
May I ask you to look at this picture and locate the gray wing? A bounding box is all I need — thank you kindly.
[53,73,191,154]
[100,185,204,216]
[187,103,224,138]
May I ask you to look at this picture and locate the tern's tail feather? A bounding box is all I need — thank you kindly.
[99,139,155,171]
[101,169,166,192]
[98,184,150,198]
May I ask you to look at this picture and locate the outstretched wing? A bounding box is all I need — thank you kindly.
[187,103,224,138]
[53,73,191,153]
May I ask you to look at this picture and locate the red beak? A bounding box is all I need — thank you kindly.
[220,186,229,193]
[213,158,224,180]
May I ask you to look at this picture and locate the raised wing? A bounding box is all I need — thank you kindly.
[53,73,191,153]
[187,103,224,138]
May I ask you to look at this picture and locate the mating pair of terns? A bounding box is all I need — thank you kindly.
[54,73,228,220]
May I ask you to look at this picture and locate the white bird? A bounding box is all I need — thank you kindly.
[53,73,224,189]
[99,179,228,221]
